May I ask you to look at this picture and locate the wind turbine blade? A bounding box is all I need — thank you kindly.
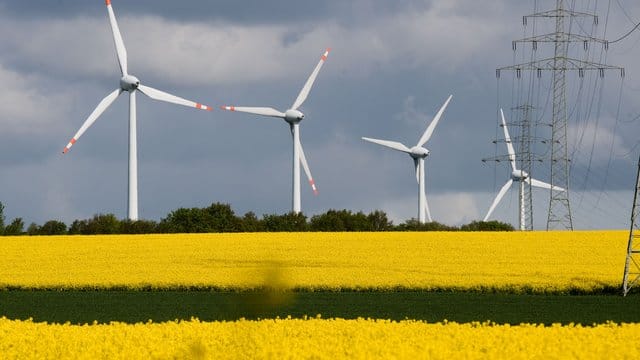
[500,108,517,172]
[362,137,411,154]
[417,95,452,147]
[298,141,318,195]
[483,179,513,221]
[137,84,212,111]
[291,48,331,110]
[526,178,565,192]
[106,0,128,75]
[414,158,420,183]
[63,89,122,153]
[220,106,285,118]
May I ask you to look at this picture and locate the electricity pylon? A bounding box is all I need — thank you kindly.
[623,156,640,296]
[516,105,535,231]
[497,0,624,230]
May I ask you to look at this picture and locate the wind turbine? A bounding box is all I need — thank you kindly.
[362,95,453,224]
[221,48,330,214]
[62,0,212,221]
[483,109,565,230]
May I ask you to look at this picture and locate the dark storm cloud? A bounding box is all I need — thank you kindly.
[0,0,432,25]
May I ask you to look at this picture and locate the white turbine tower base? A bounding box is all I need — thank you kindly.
[363,95,453,224]
[483,109,565,230]
[62,0,212,221]
[221,49,330,214]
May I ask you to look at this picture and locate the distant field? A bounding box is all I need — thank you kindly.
[0,231,628,292]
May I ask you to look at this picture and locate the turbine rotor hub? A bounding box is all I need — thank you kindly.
[511,169,529,181]
[410,146,429,158]
[284,109,304,124]
[120,75,140,92]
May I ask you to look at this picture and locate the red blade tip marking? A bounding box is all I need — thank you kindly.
[221,106,236,111]
[321,48,331,61]
[105,0,111,5]
[197,104,212,111]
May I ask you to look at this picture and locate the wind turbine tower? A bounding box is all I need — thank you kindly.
[497,0,624,230]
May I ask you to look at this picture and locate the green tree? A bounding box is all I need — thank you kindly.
[86,214,120,234]
[39,220,68,235]
[27,222,40,235]
[68,219,88,235]
[310,209,373,231]
[159,207,211,233]
[205,203,242,232]
[367,210,393,231]
[69,214,120,234]
[262,212,308,232]
[240,211,263,232]
[309,210,345,231]
[4,218,25,235]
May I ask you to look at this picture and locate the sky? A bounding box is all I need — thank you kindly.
[0,0,639,229]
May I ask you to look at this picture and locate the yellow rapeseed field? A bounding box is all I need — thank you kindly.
[0,317,638,359]
[0,231,627,292]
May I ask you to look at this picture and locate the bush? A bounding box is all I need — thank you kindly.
[460,221,514,231]
[396,219,457,231]
[120,219,158,234]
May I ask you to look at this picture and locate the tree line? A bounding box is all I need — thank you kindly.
[0,201,514,235]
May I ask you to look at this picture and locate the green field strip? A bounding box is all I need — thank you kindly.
[1,290,639,325]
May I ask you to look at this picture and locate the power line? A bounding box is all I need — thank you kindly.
[610,21,640,43]
[610,0,640,43]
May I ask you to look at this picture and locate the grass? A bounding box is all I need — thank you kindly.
[1,289,639,325]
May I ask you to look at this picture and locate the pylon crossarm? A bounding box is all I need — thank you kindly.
[499,57,624,72]
[514,33,608,45]
[524,9,597,20]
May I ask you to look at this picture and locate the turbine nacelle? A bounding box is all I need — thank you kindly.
[410,146,429,159]
[120,74,140,92]
[284,109,304,124]
[511,169,529,181]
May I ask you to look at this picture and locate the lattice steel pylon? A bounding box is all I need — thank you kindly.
[623,156,640,296]
[497,0,624,230]
[516,105,534,231]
